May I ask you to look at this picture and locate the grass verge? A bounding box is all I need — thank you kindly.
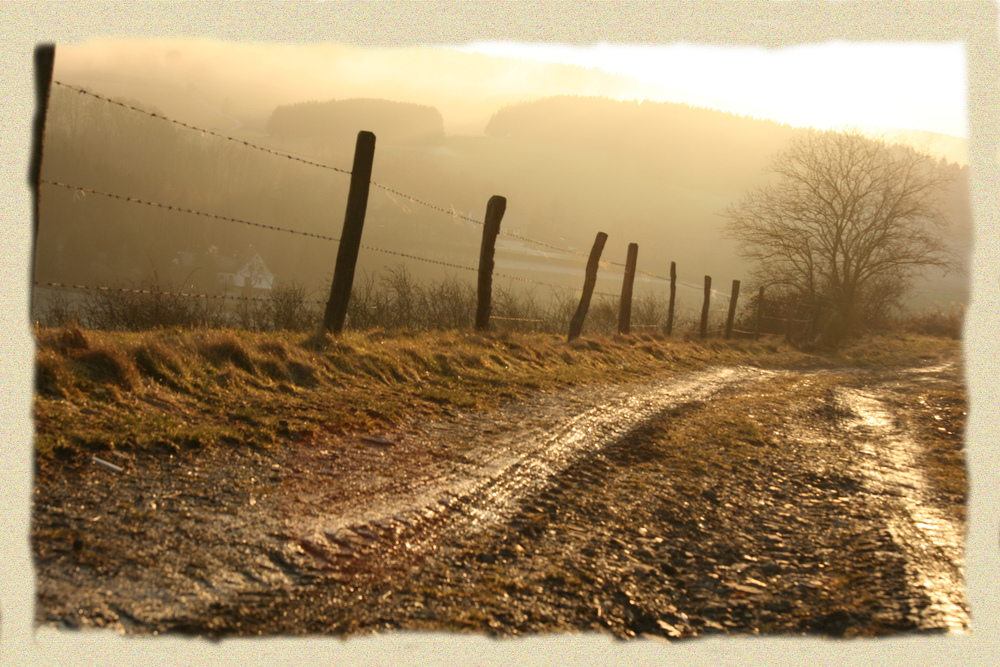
[32,325,962,462]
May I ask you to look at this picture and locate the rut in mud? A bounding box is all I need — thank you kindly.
[32,354,968,639]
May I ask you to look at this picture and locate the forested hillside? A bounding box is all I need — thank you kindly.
[485,95,800,194]
[266,98,445,147]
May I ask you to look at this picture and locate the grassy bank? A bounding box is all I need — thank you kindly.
[33,325,962,460]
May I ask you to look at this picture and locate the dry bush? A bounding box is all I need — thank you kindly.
[897,304,965,339]
[81,276,226,331]
[266,281,319,331]
[491,286,550,333]
[630,293,669,332]
[585,296,620,335]
[35,290,81,328]
[234,297,270,332]
[421,275,476,330]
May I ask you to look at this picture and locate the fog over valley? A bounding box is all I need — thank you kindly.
[35,39,972,324]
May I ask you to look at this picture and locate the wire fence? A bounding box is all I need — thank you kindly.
[38,80,766,336]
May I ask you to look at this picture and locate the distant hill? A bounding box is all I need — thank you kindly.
[266,98,445,146]
[484,95,804,193]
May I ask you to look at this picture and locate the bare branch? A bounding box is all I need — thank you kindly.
[723,130,954,343]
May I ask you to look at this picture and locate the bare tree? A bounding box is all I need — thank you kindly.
[724,130,955,344]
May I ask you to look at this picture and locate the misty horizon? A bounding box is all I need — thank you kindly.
[33,38,972,332]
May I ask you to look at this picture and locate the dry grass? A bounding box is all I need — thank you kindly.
[32,324,962,461]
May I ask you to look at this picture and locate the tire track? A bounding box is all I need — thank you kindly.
[281,366,772,570]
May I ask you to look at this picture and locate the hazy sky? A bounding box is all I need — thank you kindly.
[55,38,967,149]
[447,41,968,139]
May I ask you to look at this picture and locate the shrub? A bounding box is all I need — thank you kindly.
[898,304,964,339]
[80,275,226,331]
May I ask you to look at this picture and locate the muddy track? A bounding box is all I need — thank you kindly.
[33,357,968,639]
[278,367,770,562]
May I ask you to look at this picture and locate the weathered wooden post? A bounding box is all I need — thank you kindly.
[617,243,638,335]
[567,231,608,342]
[665,261,677,336]
[475,195,507,331]
[754,286,764,340]
[700,275,711,339]
[29,44,55,315]
[784,295,798,344]
[725,279,741,339]
[323,131,376,334]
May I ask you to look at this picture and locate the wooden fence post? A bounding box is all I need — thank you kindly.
[323,130,376,334]
[475,195,507,331]
[754,286,764,340]
[665,261,676,336]
[29,44,55,315]
[784,295,798,344]
[617,243,638,335]
[700,275,711,339]
[568,231,608,341]
[725,279,741,339]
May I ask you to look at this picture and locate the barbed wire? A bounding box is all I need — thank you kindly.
[34,281,328,304]
[46,85,780,310]
[370,181,484,227]
[498,272,578,291]
[57,80,631,272]
[42,180,342,243]
[503,232,595,260]
[52,81,353,176]
[359,244,478,274]
[52,81,765,301]
[492,316,546,323]
[44,177,586,294]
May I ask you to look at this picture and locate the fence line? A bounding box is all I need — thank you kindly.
[34,280,328,304]
[42,179,343,242]
[57,79,729,283]
[42,85,771,337]
[34,279,621,306]
[54,80,605,265]
[359,244,478,274]
[43,177,588,294]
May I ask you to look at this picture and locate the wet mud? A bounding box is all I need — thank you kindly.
[32,352,967,639]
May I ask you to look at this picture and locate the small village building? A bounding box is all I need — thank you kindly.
[170,244,275,295]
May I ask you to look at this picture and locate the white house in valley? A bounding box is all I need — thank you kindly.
[172,244,275,294]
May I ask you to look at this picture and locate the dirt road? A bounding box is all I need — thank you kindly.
[32,351,967,639]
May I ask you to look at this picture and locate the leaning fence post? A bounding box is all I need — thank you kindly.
[700,275,711,339]
[725,279,741,339]
[475,195,507,331]
[665,261,677,336]
[617,243,638,335]
[568,231,608,342]
[754,286,764,340]
[323,130,376,334]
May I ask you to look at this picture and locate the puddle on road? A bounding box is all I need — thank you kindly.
[833,387,969,634]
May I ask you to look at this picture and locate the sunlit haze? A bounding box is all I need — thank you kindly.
[39,37,971,314]
[54,38,967,164]
[447,41,968,140]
